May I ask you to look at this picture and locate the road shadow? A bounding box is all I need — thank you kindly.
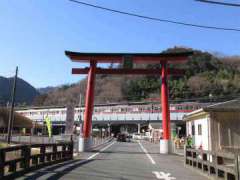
[20,159,96,180]
[92,150,160,155]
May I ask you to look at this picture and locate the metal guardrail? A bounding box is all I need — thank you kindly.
[0,142,73,179]
[185,147,240,180]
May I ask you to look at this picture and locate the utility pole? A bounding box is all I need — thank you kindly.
[79,93,82,108]
[7,66,18,144]
[78,93,82,135]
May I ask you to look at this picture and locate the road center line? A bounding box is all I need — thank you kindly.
[87,141,115,160]
[138,141,156,165]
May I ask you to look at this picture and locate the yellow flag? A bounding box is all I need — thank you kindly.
[44,116,52,137]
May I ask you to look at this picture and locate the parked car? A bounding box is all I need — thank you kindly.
[117,133,126,142]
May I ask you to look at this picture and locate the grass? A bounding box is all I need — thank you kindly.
[0,142,8,148]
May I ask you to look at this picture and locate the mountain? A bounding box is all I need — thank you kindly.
[33,47,240,106]
[37,86,56,94]
[0,76,39,106]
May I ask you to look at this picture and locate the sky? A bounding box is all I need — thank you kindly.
[0,0,240,88]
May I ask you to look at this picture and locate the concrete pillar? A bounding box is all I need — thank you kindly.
[78,136,92,152]
[31,128,34,136]
[137,124,141,134]
[108,124,111,137]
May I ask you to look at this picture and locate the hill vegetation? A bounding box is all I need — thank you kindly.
[33,47,240,106]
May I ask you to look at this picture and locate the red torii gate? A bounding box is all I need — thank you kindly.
[65,51,192,154]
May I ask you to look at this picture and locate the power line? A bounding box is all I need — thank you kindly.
[196,0,240,7]
[68,0,240,32]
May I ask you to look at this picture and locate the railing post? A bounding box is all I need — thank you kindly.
[234,154,239,180]
[213,152,218,178]
[62,144,66,159]
[0,149,5,178]
[8,161,17,173]
[69,142,74,159]
[57,144,61,160]
[40,145,46,163]
[21,145,30,169]
[184,145,186,165]
[46,146,51,162]
[25,146,31,169]
[32,156,38,166]
[52,144,57,161]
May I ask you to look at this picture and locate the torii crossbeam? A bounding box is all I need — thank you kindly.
[65,51,193,153]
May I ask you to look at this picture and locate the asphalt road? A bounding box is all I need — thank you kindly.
[17,140,207,180]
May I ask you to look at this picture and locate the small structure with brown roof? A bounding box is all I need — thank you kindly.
[184,99,240,154]
[0,108,37,135]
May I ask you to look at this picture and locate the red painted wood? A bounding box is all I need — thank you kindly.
[68,56,187,64]
[65,51,192,64]
[161,62,170,140]
[83,61,96,138]
[72,68,184,75]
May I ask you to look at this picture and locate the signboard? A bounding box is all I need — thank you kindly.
[65,104,75,134]
[44,116,52,137]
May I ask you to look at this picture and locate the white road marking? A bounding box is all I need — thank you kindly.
[153,171,176,180]
[70,141,115,166]
[87,152,100,160]
[138,141,156,165]
[87,141,115,160]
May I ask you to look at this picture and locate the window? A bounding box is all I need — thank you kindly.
[191,124,195,136]
[198,124,202,135]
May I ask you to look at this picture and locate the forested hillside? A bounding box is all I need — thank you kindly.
[33,47,240,106]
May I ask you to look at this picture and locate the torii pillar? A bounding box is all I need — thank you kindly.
[160,61,171,153]
[80,61,96,151]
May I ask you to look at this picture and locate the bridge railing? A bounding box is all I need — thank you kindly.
[0,134,57,144]
[0,142,73,179]
[185,147,239,180]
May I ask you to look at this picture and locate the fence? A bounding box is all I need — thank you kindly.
[0,134,113,153]
[0,134,57,144]
[0,142,73,179]
[185,147,240,180]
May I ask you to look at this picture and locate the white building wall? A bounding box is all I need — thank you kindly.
[186,117,209,151]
